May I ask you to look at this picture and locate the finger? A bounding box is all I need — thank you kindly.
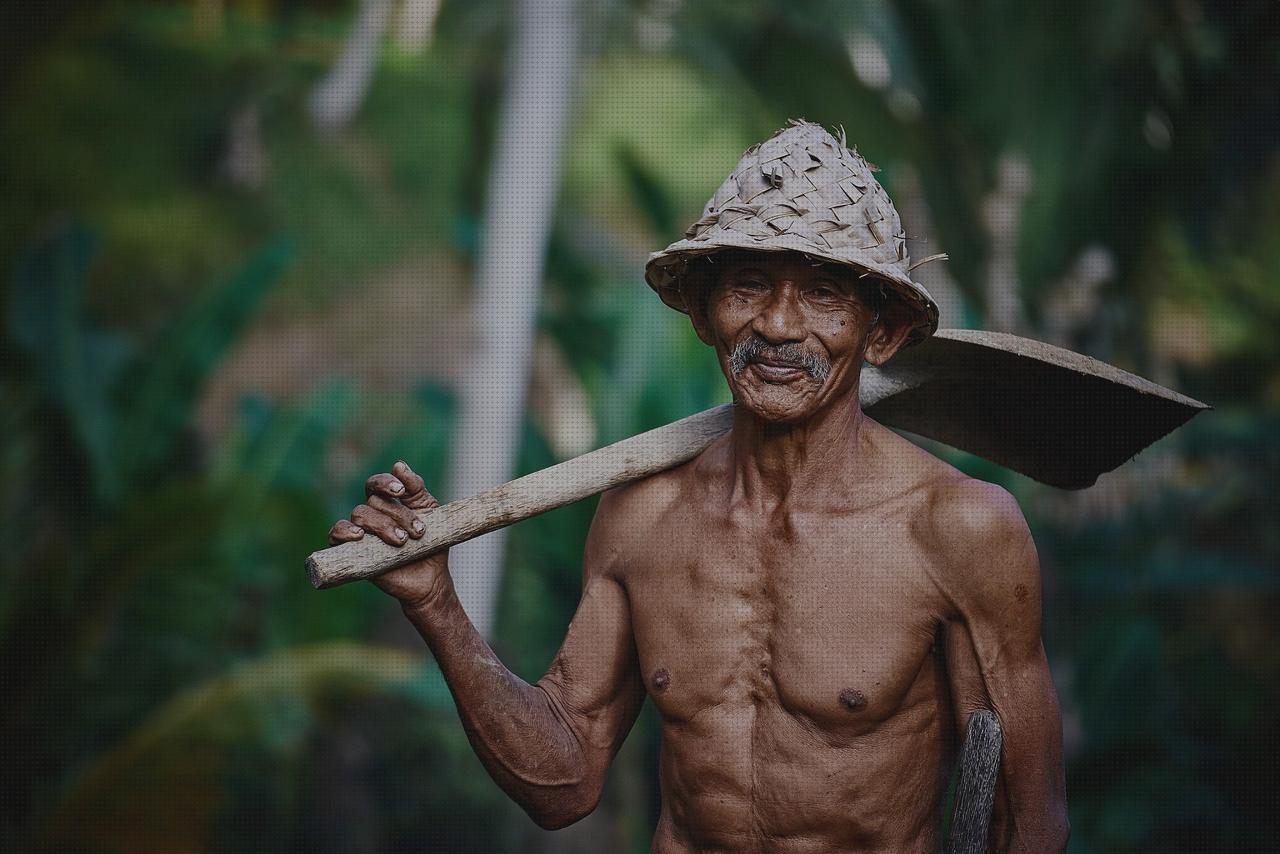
[328,519,365,545]
[366,473,406,500]
[391,460,426,494]
[351,504,409,546]
[368,494,425,538]
[392,461,439,510]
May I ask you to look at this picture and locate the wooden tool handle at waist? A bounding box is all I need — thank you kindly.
[946,709,1004,854]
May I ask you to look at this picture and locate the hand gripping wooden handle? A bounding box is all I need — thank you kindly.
[305,404,741,589]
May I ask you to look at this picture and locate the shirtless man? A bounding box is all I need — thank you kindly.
[327,123,1068,852]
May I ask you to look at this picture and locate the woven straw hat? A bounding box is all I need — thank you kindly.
[644,120,941,345]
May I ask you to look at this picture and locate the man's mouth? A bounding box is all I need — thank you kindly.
[749,358,809,382]
[729,336,831,383]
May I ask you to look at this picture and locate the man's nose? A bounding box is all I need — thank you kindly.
[751,284,806,343]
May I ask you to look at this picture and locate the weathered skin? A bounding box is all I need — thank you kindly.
[329,252,1069,852]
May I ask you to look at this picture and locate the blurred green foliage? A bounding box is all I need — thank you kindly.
[1,0,1277,851]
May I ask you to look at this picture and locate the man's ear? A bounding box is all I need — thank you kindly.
[863,299,915,366]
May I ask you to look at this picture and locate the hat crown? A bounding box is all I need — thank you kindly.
[694,121,906,270]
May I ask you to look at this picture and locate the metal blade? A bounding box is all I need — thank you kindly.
[865,329,1210,490]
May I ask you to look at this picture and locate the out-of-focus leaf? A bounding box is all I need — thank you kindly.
[214,380,359,583]
[112,239,294,492]
[214,379,358,498]
[8,222,94,355]
[42,641,449,854]
[614,141,678,237]
[7,222,132,493]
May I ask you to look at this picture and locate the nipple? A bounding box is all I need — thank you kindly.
[652,668,671,692]
[838,688,867,712]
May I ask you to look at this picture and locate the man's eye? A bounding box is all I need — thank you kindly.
[808,286,837,298]
[735,279,768,290]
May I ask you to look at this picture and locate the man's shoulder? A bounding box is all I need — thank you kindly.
[917,469,1038,608]
[586,443,716,571]
[927,474,1029,551]
[596,456,694,526]
[865,420,1014,532]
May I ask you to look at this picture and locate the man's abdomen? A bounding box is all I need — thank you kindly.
[652,690,950,853]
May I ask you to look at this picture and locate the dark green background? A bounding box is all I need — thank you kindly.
[2,1,1277,851]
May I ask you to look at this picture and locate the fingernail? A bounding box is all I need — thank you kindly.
[351,526,363,534]
[389,480,404,494]
[412,520,424,534]
[395,528,407,540]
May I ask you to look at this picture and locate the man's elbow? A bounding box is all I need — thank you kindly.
[529,806,590,831]
[524,782,603,830]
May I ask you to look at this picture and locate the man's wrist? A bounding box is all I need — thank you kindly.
[399,573,459,622]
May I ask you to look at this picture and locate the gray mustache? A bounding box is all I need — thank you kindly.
[729,336,831,381]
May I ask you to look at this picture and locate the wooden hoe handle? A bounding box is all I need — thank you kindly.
[305,329,1206,590]
[306,404,738,589]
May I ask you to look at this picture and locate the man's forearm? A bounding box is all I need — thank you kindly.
[995,689,1070,853]
[402,581,596,828]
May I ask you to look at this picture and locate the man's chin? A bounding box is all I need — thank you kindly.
[731,381,822,424]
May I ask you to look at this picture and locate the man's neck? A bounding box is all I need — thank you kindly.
[727,385,869,510]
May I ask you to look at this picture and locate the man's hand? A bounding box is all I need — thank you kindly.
[327,460,452,608]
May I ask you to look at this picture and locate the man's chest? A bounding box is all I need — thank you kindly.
[619,512,951,733]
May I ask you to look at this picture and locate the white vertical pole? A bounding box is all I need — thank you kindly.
[447,0,580,639]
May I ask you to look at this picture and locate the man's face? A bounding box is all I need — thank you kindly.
[689,252,909,424]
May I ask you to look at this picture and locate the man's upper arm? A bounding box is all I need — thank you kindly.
[936,479,1069,851]
[536,487,647,779]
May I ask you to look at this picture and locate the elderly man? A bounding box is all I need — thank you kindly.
[328,121,1069,852]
